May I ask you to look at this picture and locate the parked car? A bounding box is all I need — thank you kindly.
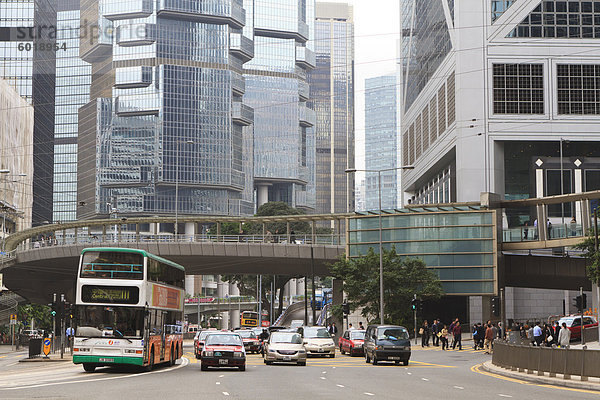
[557,316,598,341]
[363,325,411,366]
[339,329,365,356]
[263,331,306,366]
[299,326,335,358]
[237,330,262,354]
[200,332,246,371]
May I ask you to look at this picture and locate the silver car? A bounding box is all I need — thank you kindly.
[263,332,307,366]
[301,327,336,358]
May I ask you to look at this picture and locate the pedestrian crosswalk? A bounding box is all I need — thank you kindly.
[413,346,490,354]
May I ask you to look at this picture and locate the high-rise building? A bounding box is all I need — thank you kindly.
[0,78,34,234]
[0,0,56,225]
[365,75,397,210]
[246,0,316,211]
[399,0,600,322]
[310,2,354,215]
[77,0,256,221]
[53,0,91,222]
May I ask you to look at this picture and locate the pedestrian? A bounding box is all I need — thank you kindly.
[273,229,280,243]
[348,323,355,331]
[431,319,440,347]
[358,322,364,330]
[523,221,529,240]
[553,321,561,345]
[570,216,577,237]
[420,320,430,347]
[440,325,449,350]
[265,230,273,243]
[543,324,554,347]
[289,230,296,244]
[331,322,339,343]
[484,324,494,354]
[533,322,543,346]
[558,322,571,348]
[452,322,462,350]
[534,219,538,239]
[477,323,486,349]
[449,318,458,348]
[547,219,552,239]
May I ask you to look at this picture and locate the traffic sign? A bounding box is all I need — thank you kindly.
[43,338,51,356]
[9,314,17,325]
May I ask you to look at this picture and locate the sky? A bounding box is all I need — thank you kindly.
[322,0,400,172]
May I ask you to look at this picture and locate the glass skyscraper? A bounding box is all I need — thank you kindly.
[77,0,256,219]
[309,2,354,216]
[365,75,397,210]
[246,0,316,211]
[53,0,91,222]
[0,0,56,225]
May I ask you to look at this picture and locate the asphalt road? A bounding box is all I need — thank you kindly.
[1,344,600,399]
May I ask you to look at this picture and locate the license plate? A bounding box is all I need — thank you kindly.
[99,358,114,363]
[389,357,401,360]
[219,359,228,365]
[318,349,324,353]
[215,352,222,356]
[283,356,291,361]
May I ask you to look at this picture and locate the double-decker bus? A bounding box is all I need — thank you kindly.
[73,248,185,372]
[240,311,259,327]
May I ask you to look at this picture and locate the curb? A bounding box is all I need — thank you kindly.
[482,361,600,392]
[19,357,73,363]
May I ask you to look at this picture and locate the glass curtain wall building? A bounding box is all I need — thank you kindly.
[53,0,91,222]
[77,0,255,220]
[364,75,397,211]
[246,0,316,211]
[0,0,56,226]
[309,2,354,216]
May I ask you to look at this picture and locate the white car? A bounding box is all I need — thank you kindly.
[300,327,335,358]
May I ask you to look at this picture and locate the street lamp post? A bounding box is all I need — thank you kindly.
[175,140,195,238]
[346,165,414,325]
[0,169,10,252]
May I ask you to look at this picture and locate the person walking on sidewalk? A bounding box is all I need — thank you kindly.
[431,319,440,347]
[533,322,543,346]
[484,324,494,354]
[558,322,571,348]
[440,325,449,350]
[420,320,430,347]
[452,322,462,350]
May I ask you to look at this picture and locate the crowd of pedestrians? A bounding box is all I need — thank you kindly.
[513,321,571,348]
[419,318,503,354]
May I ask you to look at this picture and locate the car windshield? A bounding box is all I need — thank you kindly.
[199,331,213,341]
[237,331,257,339]
[205,334,243,346]
[271,332,303,344]
[76,305,145,339]
[303,328,331,339]
[377,328,409,341]
[350,331,365,340]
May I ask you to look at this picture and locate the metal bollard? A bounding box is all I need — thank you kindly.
[581,346,588,381]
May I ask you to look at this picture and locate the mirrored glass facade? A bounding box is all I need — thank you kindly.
[77,0,255,218]
[245,0,316,210]
[0,0,56,225]
[309,2,354,216]
[365,75,396,211]
[348,210,497,295]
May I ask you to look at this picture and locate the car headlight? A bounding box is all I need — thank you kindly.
[203,351,213,357]
[234,352,243,357]
[298,350,306,353]
[268,348,277,353]
[328,341,335,346]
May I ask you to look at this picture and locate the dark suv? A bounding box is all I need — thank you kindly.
[363,325,411,366]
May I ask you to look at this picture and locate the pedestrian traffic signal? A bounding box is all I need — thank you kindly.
[411,298,417,311]
[342,302,350,315]
[491,296,500,317]
[418,300,424,315]
[574,294,587,312]
[582,293,587,310]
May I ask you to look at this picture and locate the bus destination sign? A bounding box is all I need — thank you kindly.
[81,285,139,304]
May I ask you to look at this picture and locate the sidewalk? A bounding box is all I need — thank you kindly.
[19,352,73,363]
[0,344,21,354]
[482,360,600,392]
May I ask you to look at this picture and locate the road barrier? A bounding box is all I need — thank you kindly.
[493,339,600,381]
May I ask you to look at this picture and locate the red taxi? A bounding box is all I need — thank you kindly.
[237,330,262,354]
[194,330,216,359]
[200,332,246,371]
[339,329,366,356]
[557,316,598,341]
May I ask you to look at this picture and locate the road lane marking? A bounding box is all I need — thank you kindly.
[222,392,229,396]
[216,382,220,385]
[320,377,326,380]
[322,371,327,374]
[337,384,344,388]
[407,372,412,375]
[454,386,464,390]
[219,374,224,377]
[498,395,512,398]
[364,392,375,396]
[421,378,429,381]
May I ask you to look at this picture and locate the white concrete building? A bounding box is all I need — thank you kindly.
[0,78,33,236]
[399,0,600,322]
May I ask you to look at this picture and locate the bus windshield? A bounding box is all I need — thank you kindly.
[81,251,144,280]
[77,305,145,339]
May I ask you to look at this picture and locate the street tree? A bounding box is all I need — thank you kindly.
[17,303,52,332]
[574,229,600,285]
[330,247,443,330]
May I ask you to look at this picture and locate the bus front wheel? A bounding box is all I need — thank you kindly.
[144,348,155,372]
[83,363,96,372]
[169,346,176,367]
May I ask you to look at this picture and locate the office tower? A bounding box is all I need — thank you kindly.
[365,75,397,210]
[0,0,56,225]
[77,0,256,220]
[310,2,354,215]
[53,0,91,222]
[0,78,34,234]
[246,0,316,210]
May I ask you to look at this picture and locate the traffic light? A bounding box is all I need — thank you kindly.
[582,294,587,310]
[574,295,585,312]
[418,300,424,315]
[342,302,350,315]
[48,300,57,317]
[491,296,500,317]
[411,298,417,311]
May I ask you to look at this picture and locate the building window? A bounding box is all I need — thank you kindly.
[493,63,544,114]
[492,0,515,23]
[509,1,600,38]
[557,64,600,114]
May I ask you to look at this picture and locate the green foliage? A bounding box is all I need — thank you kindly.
[330,247,444,331]
[574,230,600,285]
[17,303,53,332]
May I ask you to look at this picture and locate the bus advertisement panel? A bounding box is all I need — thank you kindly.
[73,248,185,372]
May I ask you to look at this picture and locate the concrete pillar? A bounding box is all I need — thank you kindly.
[296,278,305,297]
[574,168,583,225]
[185,276,195,297]
[257,184,270,207]
[185,222,195,242]
[229,283,240,329]
[288,278,297,300]
[535,168,544,198]
[217,277,230,330]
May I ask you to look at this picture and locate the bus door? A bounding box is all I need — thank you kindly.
[160,311,167,360]
[144,309,151,364]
